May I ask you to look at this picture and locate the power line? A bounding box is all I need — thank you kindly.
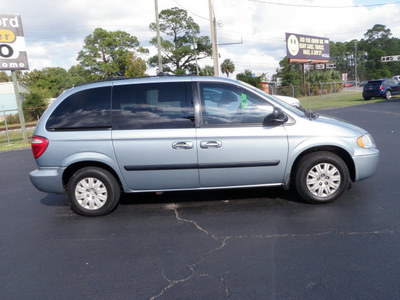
[248,0,400,8]
[173,0,210,21]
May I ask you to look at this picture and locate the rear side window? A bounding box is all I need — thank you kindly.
[365,81,382,88]
[46,87,111,130]
[112,82,194,130]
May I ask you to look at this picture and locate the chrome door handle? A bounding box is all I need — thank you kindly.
[172,141,194,149]
[200,140,222,149]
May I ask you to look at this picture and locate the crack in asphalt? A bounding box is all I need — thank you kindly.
[150,204,400,300]
[221,273,231,300]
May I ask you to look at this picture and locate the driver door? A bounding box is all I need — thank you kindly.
[196,82,289,188]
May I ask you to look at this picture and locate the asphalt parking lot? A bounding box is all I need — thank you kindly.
[1,98,399,300]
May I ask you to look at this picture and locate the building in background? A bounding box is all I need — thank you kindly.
[0,82,30,121]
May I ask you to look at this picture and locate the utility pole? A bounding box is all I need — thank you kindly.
[208,0,219,76]
[354,41,358,87]
[154,0,163,73]
[11,70,28,145]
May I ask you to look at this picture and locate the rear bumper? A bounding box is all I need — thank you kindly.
[29,167,66,194]
[353,150,379,181]
[363,91,384,98]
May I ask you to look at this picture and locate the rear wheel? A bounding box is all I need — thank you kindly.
[68,167,120,216]
[294,152,350,204]
[363,96,371,100]
[385,90,392,100]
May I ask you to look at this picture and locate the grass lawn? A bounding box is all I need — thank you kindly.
[299,90,388,111]
[0,129,34,152]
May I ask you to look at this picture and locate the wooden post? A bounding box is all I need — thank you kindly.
[11,71,28,145]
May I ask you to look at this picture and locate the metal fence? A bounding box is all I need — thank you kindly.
[268,81,360,98]
[0,107,39,148]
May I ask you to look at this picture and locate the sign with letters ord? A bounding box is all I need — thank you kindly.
[286,32,330,61]
[0,13,29,70]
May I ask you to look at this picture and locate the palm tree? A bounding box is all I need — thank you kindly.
[220,59,235,77]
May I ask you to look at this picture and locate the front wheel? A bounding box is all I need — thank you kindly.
[68,167,120,216]
[294,152,350,204]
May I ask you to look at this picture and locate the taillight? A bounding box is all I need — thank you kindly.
[31,136,49,159]
[380,85,384,90]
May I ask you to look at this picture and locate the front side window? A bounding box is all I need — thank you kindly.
[112,82,194,130]
[46,87,111,130]
[199,83,273,126]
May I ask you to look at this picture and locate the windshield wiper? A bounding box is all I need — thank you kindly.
[297,106,318,120]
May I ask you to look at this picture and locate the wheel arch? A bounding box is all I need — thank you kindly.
[62,161,123,192]
[290,146,356,185]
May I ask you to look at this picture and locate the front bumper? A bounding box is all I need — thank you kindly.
[353,150,379,181]
[29,167,66,194]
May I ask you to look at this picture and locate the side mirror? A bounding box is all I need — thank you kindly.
[263,107,289,126]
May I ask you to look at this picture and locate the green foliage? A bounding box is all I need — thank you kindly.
[5,114,20,125]
[77,28,147,78]
[22,89,48,121]
[273,57,303,86]
[149,7,212,74]
[220,59,235,77]
[331,24,400,80]
[0,71,10,82]
[236,70,265,89]
[199,65,214,76]
[20,67,71,98]
[68,65,97,85]
[124,55,147,77]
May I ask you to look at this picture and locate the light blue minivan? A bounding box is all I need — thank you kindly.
[30,76,379,216]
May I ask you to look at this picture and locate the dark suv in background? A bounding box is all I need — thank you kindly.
[362,78,400,100]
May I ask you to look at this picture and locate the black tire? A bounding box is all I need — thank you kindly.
[68,167,120,216]
[363,96,371,100]
[384,90,391,100]
[294,152,349,204]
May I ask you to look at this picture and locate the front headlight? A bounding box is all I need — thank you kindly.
[357,134,376,149]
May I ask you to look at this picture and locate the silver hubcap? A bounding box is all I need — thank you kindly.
[306,163,341,198]
[75,177,108,210]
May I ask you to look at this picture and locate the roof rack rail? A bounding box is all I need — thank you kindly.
[75,73,199,87]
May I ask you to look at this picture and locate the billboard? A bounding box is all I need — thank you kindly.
[286,32,330,61]
[0,13,29,70]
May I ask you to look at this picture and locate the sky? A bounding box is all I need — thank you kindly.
[1,0,400,79]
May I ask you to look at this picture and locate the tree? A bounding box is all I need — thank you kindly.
[358,24,398,79]
[273,57,303,86]
[23,89,48,121]
[199,65,214,76]
[0,71,10,82]
[220,59,235,77]
[236,70,264,89]
[124,53,147,77]
[77,28,148,79]
[364,24,391,42]
[149,7,212,74]
[20,67,71,98]
[68,65,95,85]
